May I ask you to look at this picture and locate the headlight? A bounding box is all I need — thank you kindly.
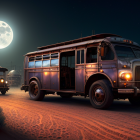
[1,79,4,83]
[120,72,132,81]
[5,81,8,84]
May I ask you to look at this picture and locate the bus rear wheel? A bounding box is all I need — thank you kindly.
[128,97,140,106]
[89,80,113,109]
[29,80,45,101]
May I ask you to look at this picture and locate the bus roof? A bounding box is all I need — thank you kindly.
[38,33,121,50]
[0,66,8,71]
[26,33,121,56]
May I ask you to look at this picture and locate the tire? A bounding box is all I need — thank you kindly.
[128,97,140,106]
[59,93,73,98]
[1,91,6,95]
[29,80,45,101]
[89,80,113,109]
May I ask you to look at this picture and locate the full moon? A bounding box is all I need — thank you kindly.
[0,21,13,49]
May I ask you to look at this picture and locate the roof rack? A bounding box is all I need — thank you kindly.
[38,33,121,50]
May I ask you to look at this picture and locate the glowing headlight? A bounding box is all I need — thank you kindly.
[1,79,4,83]
[120,73,132,81]
[5,81,8,84]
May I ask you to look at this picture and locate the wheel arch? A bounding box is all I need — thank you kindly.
[29,77,42,88]
[85,73,114,96]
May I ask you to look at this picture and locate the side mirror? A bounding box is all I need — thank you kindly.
[100,47,104,56]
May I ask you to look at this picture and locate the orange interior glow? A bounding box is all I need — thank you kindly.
[123,65,127,68]
[100,69,103,72]
[86,65,91,68]
[44,72,48,76]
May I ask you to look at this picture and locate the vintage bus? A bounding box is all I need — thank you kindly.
[0,66,9,94]
[21,33,140,109]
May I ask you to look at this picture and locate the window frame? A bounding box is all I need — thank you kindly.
[76,49,85,65]
[86,46,98,64]
[101,45,115,61]
[28,53,59,68]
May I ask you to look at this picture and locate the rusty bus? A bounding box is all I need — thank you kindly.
[21,33,140,109]
[0,66,9,94]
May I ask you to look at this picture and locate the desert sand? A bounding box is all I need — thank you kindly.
[0,87,140,140]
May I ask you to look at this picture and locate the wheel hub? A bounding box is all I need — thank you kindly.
[95,88,105,102]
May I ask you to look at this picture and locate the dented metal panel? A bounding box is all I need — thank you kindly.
[50,71,59,90]
[42,71,51,89]
[75,65,85,92]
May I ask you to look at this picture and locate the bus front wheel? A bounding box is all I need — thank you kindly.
[89,80,113,109]
[29,80,45,101]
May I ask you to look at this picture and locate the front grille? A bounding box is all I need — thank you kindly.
[135,66,140,88]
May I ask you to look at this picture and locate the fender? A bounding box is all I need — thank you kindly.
[87,72,114,87]
[29,77,42,89]
[84,72,114,95]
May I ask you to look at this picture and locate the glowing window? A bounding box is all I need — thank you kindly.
[51,59,59,66]
[35,61,42,68]
[28,62,34,68]
[43,60,50,67]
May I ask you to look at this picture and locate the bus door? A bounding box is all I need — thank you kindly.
[75,49,85,92]
[60,51,75,90]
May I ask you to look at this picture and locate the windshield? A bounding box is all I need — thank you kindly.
[114,46,136,58]
[132,48,140,58]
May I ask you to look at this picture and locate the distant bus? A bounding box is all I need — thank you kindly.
[21,33,140,109]
[0,66,9,94]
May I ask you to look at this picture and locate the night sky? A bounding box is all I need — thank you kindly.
[0,0,140,72]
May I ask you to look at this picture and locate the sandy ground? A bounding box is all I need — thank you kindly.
[0,87,140,140]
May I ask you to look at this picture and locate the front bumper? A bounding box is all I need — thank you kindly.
[118,88,140,96]
[21,84,29,92]
[0,86,9,91]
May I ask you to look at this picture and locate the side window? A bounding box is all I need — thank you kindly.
[28,57,35,68]
[51,59,59,66]
[51,53,59,66]
[43,60,50,67]
[101,46,114,60]
[36,55,42,60]
[35,61,42,68]
[86,47,97,63]
[43,54,50,67]
[28,62,34,68]
[77,50,84,64]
